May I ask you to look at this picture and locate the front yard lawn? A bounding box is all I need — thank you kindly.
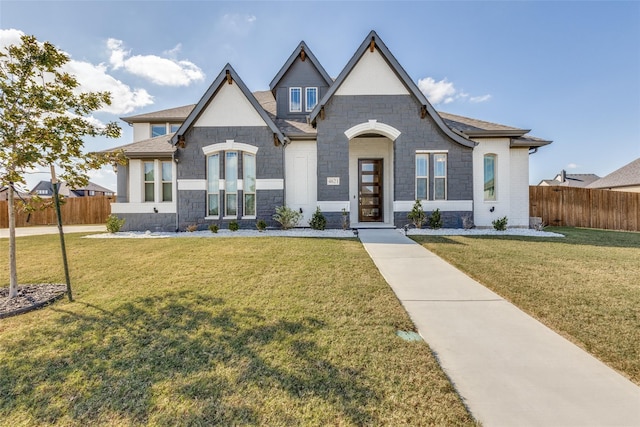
[412,227,640,385]
[0,234,475,426]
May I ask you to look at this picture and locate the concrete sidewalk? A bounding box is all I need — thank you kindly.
[0,225,105,238]
[359,229,640,427]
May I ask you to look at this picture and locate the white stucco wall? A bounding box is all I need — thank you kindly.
[133,123,150,142]
[194,82,266,127]
[473,138,530,228]
[335,49,409,96]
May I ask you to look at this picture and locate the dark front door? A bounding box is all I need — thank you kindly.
[358,159,383,222]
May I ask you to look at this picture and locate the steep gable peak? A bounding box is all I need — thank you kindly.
[269,41,332,92]
[171,64,285,146]
[310,30,475,148]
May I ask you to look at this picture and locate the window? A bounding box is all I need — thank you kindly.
[170,124,181,133]
[151,124,166,137]
[484,154,496,201]
[225,152,238,217]
[289,87,302,112]
[161,161,172,202]
[144,161,155,202]
[207,154,220,216]
[243,153,256,216]
[416,154,428,200]
[434,154,447,200]
[305,87,318,112]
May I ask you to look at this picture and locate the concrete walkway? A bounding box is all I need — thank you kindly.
[0,225,106,238]
[359,229,640,427]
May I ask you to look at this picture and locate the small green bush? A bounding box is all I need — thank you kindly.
[273,205,301,230]
[256,219,267,232]
[428,208,443,229]
[106,214,125,233]
[229,221,239,231]
[492,216,508,231]
[208,223,219,233]
[309,207,327,230]
[407,200,426,228]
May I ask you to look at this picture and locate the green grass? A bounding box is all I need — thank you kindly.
[412,227,640,385]
[0,234,475,426]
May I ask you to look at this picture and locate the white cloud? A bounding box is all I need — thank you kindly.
[1,29,153,114]
[418,77,457,105]
[0,28,25,49]
[106,38,205,87]
[63,60,154,114]
[470,94,492,103]
[220,14,257,36]
[418,77,491,106]
[567,163,579,169]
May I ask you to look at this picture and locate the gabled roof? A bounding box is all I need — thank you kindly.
[253,90,316,138]
[170,64,285,146]
[538,173,600,187]
[309,30,475,149]
[269,41,332,92]
[104,133,176,158]
[121,105,195,124]
[439,112,529,137]
[587,158,640,189]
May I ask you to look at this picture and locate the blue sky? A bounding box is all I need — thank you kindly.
[1,1,639,191]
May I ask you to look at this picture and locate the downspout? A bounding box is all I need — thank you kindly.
[173,149,179,232]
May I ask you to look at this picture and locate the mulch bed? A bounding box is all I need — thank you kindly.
[0,284,67,319]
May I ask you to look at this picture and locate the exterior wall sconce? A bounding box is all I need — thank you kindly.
[153,207,158,213]
[490,206,495,212]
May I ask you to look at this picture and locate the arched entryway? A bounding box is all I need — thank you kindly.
[345,120,400,227]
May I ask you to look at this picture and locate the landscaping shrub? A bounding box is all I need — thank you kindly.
[229,221,239,231]
[407,200,426,228]
[309,207,327,230]
[186,224,198,232]
[273,206,301,230]
[256,219,267,232]
[208,224,219,233]
[105,214,125,233]
[428,208,442,229]
[492,216,508,231]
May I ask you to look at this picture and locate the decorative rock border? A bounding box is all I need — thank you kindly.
[0,284,67,319]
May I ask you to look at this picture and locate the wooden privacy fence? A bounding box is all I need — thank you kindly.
[0,196,113,228]
[529,186,640,232]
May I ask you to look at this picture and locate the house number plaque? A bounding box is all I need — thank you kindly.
[327,177,340,185]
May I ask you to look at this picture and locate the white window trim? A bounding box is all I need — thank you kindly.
[207,154,220,217]
[143,159,176,203]
[202,140,258,156]
[484,153,497,202]
[433,153,447,201]
[243,152,256,218]
[416,153,429,201]
[305,87,318,112]
[225,151,239,217]
[289,87,302,113]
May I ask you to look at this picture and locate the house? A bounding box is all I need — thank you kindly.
[108,30,551,231]
[30,180,115,197]
[0,186,31,202]
[538,170,600,187]
[587,158,640,192]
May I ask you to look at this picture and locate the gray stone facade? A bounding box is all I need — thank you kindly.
[175,126,285,230]
[315,95,474,227]
[120,213,176,232]
[274,55,330,119]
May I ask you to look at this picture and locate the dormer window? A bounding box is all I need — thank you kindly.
[305,87,318,112]
[151,124,166,138]
[289,87,302,112]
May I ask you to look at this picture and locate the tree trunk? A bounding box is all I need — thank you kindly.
[8,183,18,298]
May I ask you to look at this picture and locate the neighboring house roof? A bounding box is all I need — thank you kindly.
[29,180,114,197]
[269,41,333,93]
[587,158,640,189]
[105,133,176,158]
[309,30,476,149]
[121,105,196,124]
[538,172,601,187]
[170,64,286,146]
[0,186,31,201]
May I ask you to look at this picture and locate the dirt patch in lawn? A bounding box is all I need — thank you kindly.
[0,284,67,319]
